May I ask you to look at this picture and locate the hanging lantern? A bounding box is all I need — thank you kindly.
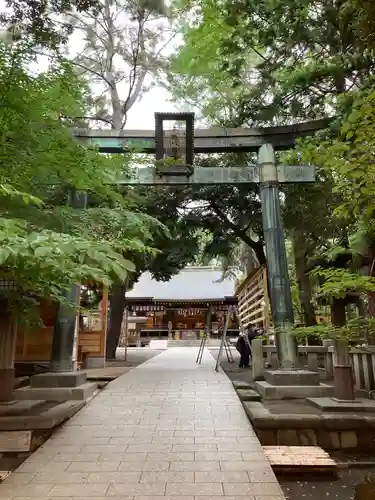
[154,112,194,181]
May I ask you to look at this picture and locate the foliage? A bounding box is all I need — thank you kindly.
[135,152,266,269]
[167,0,255,125]
[169,0,375,128]
[0,0,99,46]
[218,0,374,125]
[0,41,159,322]
[294,316,375,343]
[66,0,171,129]
[300,85,375,223]
[311,268,375,299]
[352,0,375,49]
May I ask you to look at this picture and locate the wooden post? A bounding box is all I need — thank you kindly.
[0,301,17,402]
[124,307,129,362]
[205,306,212,340]
[101,285,109,366]
[168,320,172,340]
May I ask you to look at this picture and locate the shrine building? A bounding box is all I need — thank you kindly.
[124,266,239,345]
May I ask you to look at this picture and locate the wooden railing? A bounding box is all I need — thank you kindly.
[236,266,271,330]
[255,342,375,394]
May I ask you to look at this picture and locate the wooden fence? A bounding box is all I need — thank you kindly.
[236,266,271,330]
[257,343,375,394]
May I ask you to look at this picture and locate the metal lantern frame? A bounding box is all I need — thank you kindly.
[154,112,195,179]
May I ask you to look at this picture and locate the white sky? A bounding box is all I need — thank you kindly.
[125,86,179,130]
[0,0,201,131]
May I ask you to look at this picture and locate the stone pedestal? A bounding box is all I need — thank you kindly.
[265,369,320,386]
[333,339,355,401]
[14,371,97,402]
[307,397,375,412]
[31,371,87,388]
[83,356,106,369]
[254,369,334,400]
[323,339,334,379]
[334,365,355,400]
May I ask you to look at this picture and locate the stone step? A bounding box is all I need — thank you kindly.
[236,389,261,402]
[14,382,98,402]
[0,431,32,452]
[232,380,253,390]
[30,371,87,388]
[167,340,202,347]
[0,400,85,431]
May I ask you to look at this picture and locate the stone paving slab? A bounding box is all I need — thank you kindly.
[0,347,285,499]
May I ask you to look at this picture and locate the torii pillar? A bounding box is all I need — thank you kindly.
[258,144,298,369]
[255,144,331,399]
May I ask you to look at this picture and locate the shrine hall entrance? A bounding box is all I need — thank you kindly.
[122,267,240,347]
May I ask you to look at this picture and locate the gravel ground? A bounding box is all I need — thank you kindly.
[281,468,375,500]
[208,347,375,500]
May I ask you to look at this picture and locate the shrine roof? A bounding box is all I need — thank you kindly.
[126,267,236,302]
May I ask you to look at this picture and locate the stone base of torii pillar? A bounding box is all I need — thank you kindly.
[251,340,334,400]
[254,369,334,400]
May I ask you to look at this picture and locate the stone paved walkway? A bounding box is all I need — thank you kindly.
[0,347,285,499]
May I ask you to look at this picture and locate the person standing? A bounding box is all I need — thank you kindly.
[235,330,251,368]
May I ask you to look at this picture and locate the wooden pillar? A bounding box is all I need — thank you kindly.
[101,285,109,364]
[168,320,173,340]
[123,306,129,361]
[0,300,17,402]
[205,306,212,339]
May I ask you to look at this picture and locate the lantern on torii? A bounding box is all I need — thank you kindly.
[154,112,194,181]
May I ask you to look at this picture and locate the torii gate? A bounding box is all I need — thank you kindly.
[52,113,325,373]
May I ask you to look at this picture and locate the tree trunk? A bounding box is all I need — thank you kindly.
[367,241,375,320]
[106,283,127,360]
[0,300,17,402]
[291,230,317,327]
[366,242,375,343]
[331,298,346,327]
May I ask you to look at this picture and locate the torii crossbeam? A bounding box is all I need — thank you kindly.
[73,118,329,154]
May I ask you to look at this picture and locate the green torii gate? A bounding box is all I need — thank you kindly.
[52,113,324,373]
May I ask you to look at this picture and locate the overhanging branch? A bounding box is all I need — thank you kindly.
[209,200,266,265]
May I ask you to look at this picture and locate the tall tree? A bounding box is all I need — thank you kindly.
[0,0,99,46]
[218,0,374,125]
[62,0,182,356]
[0,41,161,398]
[167,0,375,329]
[167,0,258,125]
[66,0,170,129]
